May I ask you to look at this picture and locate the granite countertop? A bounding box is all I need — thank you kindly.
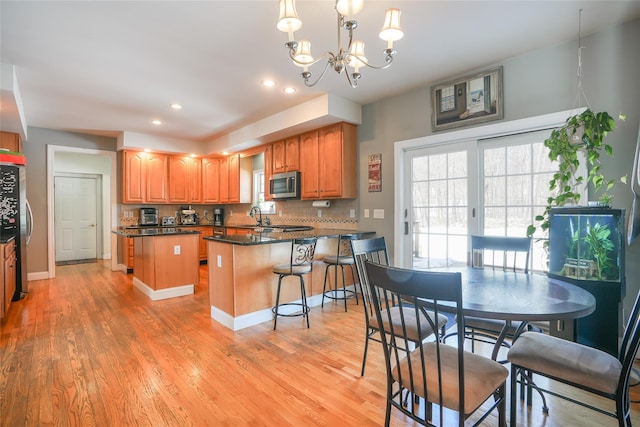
[113,227,202,237]
[204,228,376,246]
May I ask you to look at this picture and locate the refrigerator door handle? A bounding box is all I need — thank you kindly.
[26,198,33,245]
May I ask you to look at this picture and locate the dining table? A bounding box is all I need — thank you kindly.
[427,266,597,360]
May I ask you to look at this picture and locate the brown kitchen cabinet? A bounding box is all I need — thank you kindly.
[2,240,16,318]
[119,236,134,273]
[219,154,240,204]
[202,157,220,203]
[264,144,273,201]
[300,122,357,200]
[195,226,213,261]
[169,155,203,204]
[122,150,169,204]
[272,136,300,173]
[0,131,21,153]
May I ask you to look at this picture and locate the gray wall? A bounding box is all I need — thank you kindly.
[357,18,640,322]
[22,127,117,273]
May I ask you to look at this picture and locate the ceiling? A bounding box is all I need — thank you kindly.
[2,1,640,150]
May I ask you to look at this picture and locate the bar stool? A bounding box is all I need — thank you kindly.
[321,234,359,312]
[272,237,318,330]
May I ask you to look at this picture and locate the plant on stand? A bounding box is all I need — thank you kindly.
[526,109,625,238]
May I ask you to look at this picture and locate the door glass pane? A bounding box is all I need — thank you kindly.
[412,150,468,269]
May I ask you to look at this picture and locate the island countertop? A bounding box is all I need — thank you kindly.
[203,228,375,246]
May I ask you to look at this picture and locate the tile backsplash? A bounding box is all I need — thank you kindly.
[119,199,358,230]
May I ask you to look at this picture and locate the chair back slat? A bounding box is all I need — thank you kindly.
[287,237,317,274]
[471,235,532,273]
[364,261,465,423]
[351,237,390,323]
[617,290,640,401]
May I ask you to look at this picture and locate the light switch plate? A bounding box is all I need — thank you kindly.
[373,209,384,219]
[364,209,370,218]
[217,255,222,268]
[174,245,181,255]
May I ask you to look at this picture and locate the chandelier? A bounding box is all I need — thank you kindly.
[277,0,404,88]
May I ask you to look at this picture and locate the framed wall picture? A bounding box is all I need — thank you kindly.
[431,66,503,131]
[368,153,382,192]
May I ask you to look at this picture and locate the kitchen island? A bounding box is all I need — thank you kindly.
[113,227,200,300]
[204,228,374,330]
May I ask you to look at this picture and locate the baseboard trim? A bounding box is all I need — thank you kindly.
[132,277,194,301]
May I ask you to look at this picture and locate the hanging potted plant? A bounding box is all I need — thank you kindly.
[527,109,625,237]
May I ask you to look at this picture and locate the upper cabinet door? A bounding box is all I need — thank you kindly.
[272,140,286,174]
[145,153,169,203]
[169,156,190,203]
[123,151,145,203]
[202,157,220,203]
[318,125,343,198]
[189,158,203,203]
[300,130,320,199]
[264,144,273,201]
[284,137,300,171]
[227,154,240,203]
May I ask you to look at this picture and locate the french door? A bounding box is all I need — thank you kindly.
[404,141,478,269]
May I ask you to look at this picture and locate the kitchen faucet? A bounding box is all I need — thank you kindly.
[249,205,262,226]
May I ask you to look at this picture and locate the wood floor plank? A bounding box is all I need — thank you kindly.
[1,259,639,426]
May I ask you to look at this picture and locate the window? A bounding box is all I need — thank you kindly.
[253,169,275,214]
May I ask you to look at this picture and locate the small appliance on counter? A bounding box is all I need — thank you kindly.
[161,216,176,226]
[139,208,159,226]
[213,208,224,226]
[179,208,198,225]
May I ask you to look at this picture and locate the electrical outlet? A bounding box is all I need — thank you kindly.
[364,209,370,218]
[318,209,322,218]
[174,245,181,255]
[349,209,355,218]
[217,255,222,268]
[279,210,283,217]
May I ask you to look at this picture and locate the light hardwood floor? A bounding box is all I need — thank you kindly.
[1,260,638,426]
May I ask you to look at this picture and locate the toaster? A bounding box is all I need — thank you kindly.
[161,216,176,226]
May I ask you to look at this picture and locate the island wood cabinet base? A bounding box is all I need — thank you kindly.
[207,239,357,331]
[132,234,199,300]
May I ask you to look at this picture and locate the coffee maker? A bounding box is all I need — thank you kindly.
[179,207,198,225]
[213,208,224,226]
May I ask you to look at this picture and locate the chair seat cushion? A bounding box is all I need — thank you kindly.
[273,264,312,275]
[507,331,622,395]
[394,343,508,415]
[323,255,355,265]
[370,306,449,343]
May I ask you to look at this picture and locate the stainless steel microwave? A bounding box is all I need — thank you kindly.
[269,171,301,199]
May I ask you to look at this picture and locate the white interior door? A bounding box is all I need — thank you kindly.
[404,141,478,269]
[54,175,98,262]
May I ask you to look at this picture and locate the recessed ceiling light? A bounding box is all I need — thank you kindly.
[262,80,276,88]
[151,119,162,125]
[170,103,182,110]
[283,87,296,94]
[144,148,151,153]
[189,153,196,158]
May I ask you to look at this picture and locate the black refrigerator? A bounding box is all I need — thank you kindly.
[1,161,31,300]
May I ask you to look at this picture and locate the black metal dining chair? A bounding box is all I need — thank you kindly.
[462,235,535,353]
[365,260,508,426]
[350,236,449,376]
[272,237,317,330]
[507,289,640,426]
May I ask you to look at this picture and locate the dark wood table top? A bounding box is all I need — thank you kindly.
[431,267,596,322]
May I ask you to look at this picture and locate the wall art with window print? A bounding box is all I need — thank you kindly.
[431,66,503,131]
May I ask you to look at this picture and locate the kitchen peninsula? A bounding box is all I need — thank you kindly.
[113,227,200,300]
[204,228,374,330]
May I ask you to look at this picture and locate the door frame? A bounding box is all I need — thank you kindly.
[46,145,118,278]
[393,108,578,268]
[53,173,102,262]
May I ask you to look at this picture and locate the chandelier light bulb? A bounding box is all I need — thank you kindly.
[336,0,364,17]
[348,40,367,72]
[293,39,314,67]
[277,0,302,42]
[379,8,403,49]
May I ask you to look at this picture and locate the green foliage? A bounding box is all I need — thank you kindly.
[582,223,615,279]
[527,109,619,238]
